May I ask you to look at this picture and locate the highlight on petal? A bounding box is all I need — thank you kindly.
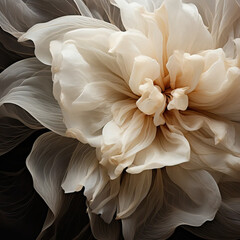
[117,170,152,219]
[26,132,78,237]
[127,125,190,174]
[165,0,213,56]
[19,15,119,65]
[0,58,66,135]
[4,0,240,239]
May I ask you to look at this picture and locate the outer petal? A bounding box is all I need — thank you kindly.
[127,125,190,174]
[121,170,163,240]
[0,58,66,135]
[117,170,152,219]
[164,0,213,56]
[19,15,119,65]
[137,168,221,239]
[49,30,134,147]
[26,132,78,237]
[185,180,240,240]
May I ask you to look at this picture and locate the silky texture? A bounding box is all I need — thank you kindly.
[1,0,240,239]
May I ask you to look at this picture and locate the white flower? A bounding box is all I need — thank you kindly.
[1,0,240,239]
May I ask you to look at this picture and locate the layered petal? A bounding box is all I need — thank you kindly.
[26,132,78,236]
[100,99,156,178]
[165,0,213,56]
[117,170,152,219]
[185,47,240,122]
[0,58,66,135]
[127,125,190,174]
[19,15,119,65]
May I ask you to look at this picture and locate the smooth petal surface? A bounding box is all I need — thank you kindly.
[117,170,152,219]
[101,100,156,178]
[0,58,66,135]
[26,132,78,236]
[19,15,119,65]
[165,0,213,56]
[136,168,221,239]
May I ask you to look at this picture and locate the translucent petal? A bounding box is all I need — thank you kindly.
[164,0,213,56]
[19,15,119,65]
[127,125,190,174]
[137,168,221,239]
[117,170,152,219]
[0,58,66,135]
[26,132,78,235]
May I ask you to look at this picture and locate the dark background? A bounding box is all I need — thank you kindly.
[0,129,205,240]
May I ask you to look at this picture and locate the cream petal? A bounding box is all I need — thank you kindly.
[0,0,80,37]
[100,100,156,178]
[166,51,204,93]
[122,169,163,240]
[164,0,213,57]
[129,55,160,95]
[189,48,240,122]
[138,168,221,239]
[109,30,156,80]
[127,126,190,174]
[19,15,118,65]
[182,0,216,33]
[90,177,120,223]
[50,35,132,147]
[166,167,221,227]
[26,132,78,235]
[0,58,66,135]
[117,170,152,219]
[211,0,240,51]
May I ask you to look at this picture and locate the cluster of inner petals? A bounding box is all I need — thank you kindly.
[136,70,189,126]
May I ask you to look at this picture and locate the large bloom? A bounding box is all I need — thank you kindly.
[1,0,240,239]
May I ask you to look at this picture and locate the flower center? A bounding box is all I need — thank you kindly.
[136,78,189,126]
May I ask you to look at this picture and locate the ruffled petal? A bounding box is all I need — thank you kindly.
[19,15,118,65]
[164,0,213,56]
[0,58,66,135]
[127,125,190,174]
[49,29,134,147]
[26,132,78,236]
[100,100,156,179]
[137,168,221,239]
[189,48,240,122]
[117,170,152,219]
[122,169,163,240]
[211,0,240,52]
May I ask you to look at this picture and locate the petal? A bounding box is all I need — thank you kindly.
[138,168,221,239]
[49,31,133,147]
[88,210,121,240]
[189,48,240,122]
[117,170,152,219]
[122,169,163,240]
[0,58,66,135]
[211,0,240,51]
[166,51,204,93]
[100,100,156,178]
[127,125,190,174]
[26,132,78,234]
[164,0,213,56]
[185,181,240,240]
[19,15,119,65]
[173,110,240,179]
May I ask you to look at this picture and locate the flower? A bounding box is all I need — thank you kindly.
[1,0,240,239]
